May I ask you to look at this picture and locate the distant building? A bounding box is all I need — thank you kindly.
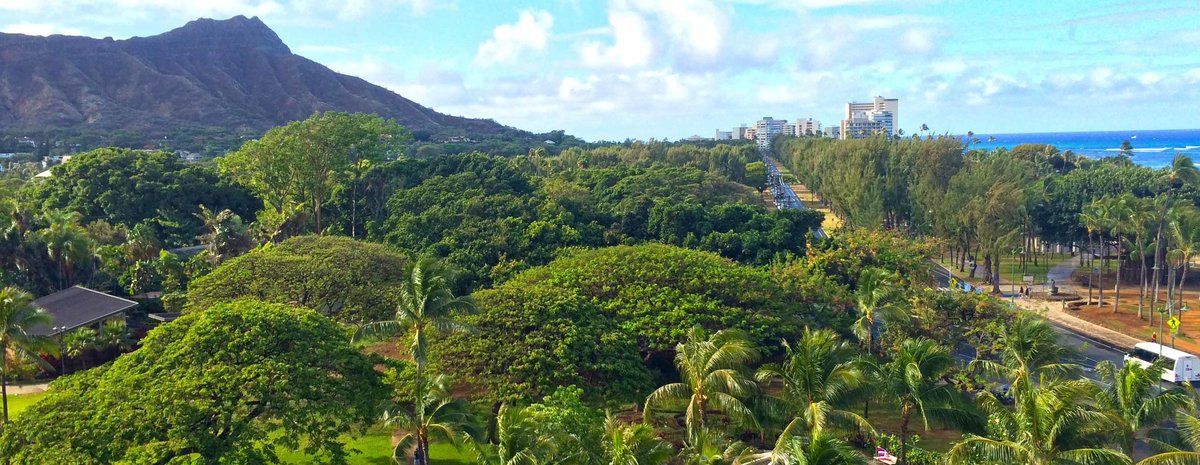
[794,118,821,137]
[685,134,706,142]
[175,150,203,162]
[714,129,733,140]
[744,127,757,141]
[824,126,841,139]
[840,96,898,139]
[732,125,749,140]
[754,117,788,148]
[28,286,138,337]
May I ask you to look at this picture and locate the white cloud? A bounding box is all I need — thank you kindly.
[899,27,938,55]
[578,0,731,71]
[2,23,83,36]
[475,10,554,67]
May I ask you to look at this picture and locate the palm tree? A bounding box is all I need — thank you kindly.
[604,415,673,465]
[644,326,760,440]
[195,205,255,265]
[1141,410,1200,465]
[969,313,1079,398]
[1168,207,1200,316]
[735,427,866,465]
[1151,155,1200,324]
[947,379,1130,465]
[389,373,482,465]
[851,268,905,355]
[755,328,872,437]
[681,426,748,465]
[1083,202,1104,305]
[1108,196,1135,313]
[0,286,54,423]
[30,210,93,290]
[1095,359,1193,457]
[356,257,476,465]
[472,404,560,465]
[1129,196,1156,319]
[873,338,977,464]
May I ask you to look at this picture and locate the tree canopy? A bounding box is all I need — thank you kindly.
[0,299,388,464]
[186,235,408,322]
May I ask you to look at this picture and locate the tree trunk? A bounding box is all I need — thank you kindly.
[1098,234,1106,306]
[899,406,912,465]
[1088,233,1095,304]
[992,253,1002,295]
[1140,235,1148,319]
[1114,250,1122,313]
[2,344,8,423]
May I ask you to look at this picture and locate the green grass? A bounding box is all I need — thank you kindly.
[938,252,1073,287]
[277,427,474,465]
[4,391,47,418]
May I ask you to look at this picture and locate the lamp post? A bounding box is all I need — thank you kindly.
[1176,304,1189,349]
[1159,306,1167,361]
[53,326,66,375]
[1151,264,1160,327]
[1010,246,1025,301]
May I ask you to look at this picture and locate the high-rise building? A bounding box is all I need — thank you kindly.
[840,96,899,139]
[714,129,733,140]
[733,125,750,140]
[794,118,821,137]
[754,117,788,148]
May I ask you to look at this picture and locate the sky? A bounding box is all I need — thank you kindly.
[2,0,1199,141]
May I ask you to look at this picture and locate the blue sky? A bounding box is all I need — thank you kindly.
[3,0,1198,141]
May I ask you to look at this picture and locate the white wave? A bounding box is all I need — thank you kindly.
[1181,146,1200,150]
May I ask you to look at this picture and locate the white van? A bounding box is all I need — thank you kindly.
[1125,342,1200,384]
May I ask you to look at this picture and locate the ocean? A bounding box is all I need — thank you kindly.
[965,128,1200,169]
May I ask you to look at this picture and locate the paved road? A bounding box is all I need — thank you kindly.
[761,154,827,239]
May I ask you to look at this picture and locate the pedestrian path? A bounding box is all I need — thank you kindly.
[5,383,49,395]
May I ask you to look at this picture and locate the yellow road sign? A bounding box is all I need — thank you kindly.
[1168,316,1181,331]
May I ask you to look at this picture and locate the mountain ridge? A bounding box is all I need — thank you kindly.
[0,16,510,136]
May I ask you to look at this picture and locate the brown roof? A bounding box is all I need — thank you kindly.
[29,286,138,336]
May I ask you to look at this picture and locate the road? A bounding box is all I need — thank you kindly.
[761,154,827,239]
[930,260,1127,381]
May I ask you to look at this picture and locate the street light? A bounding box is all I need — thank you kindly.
[53,326,66,374]
[1010,246,1025,301]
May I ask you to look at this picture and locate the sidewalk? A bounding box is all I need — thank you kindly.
[1016,297,1140,350]
[5,382,49,395]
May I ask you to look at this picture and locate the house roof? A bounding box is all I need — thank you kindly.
[29,286,138,336]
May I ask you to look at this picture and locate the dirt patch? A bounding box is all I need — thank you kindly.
[1072,292,1200,354]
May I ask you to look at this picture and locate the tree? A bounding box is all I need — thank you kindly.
[1168,207,1200,315]
[851,268,905,355]
[873,338,977,464]
[735,430,866,465]
[30,209,94,290]
[969,313,1079,398]
[947,380,1130,465]
[195,204,255,265]
[356,257,476,465]
[187,235,410,322]
[1095,359,1193,457]
[471,404,561,465]
[644,326,760,440]
[0,286,54,423]
[389,373,482,465]
[755,328,872,437]
[745,161,768,193]
[605,414,673,465]
[220,112,410,234]
[1150,155,1200,323]
[1140,410,1200,465]
[0,300,389,464]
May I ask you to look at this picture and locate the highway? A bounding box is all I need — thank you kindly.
[762,155,827,239]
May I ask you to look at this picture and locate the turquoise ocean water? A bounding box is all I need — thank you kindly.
[966,128,1200,169]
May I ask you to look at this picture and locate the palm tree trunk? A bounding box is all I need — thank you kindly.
[1088,232,1095,304]
[1098,235,1106,306]
[1114,250,1122,313]
[899,406,912,465]
[1,344,8,423]
[1140,237,1148,319]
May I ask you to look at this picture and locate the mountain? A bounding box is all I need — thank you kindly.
[0,16,509,136]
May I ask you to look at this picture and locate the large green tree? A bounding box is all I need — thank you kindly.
[0,299,389,464]
[220,112,410,234]
[186,235,409,322]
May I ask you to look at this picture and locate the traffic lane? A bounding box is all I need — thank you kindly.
[1052,325,1125,381]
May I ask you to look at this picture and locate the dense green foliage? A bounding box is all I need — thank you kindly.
[0,300,388,464]
[438,244,835,404]
[24,147,258,245]
[187,235,408,322]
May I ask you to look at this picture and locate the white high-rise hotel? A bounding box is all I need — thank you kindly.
[840,96,898,140]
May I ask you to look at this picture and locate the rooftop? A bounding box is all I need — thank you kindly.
[29,286,138,336]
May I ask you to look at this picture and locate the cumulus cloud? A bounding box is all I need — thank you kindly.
[578,0,731,71]
[475,10,554,67]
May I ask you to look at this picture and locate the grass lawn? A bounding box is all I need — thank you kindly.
[277,427,474,465]
[862,403,964,452]
[4,391,47,418]
[938,252,1073,287]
